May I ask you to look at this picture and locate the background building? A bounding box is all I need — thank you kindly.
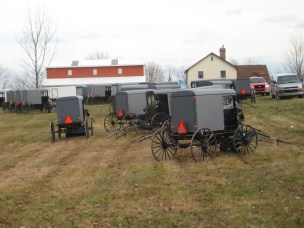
[42,59,146,87]
[185,46,270,85]
[185,46,237,85]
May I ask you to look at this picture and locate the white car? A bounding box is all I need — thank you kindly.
[270,73,304,99]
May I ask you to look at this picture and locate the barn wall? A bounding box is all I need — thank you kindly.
[47,66,144,79]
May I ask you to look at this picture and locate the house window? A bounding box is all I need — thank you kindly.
[221,70,226,78]
[93,69,97,76]
[118,68,122,75]
[68,69,72,76]
[198,71,204,79]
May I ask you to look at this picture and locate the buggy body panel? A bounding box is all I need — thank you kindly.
[191,79,234,89]
[234,79,251,97]
[56,96,84,126]
[170,89,236,134]
[115,89,154,117]
[22,89,49,105]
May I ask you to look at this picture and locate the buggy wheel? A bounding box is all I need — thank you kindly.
[104,113,120,132]
[90,118,94,136]
[134,114,151,134]
[85,118,89,139]
[109,103,115,113]
[50,121,55,143]
[151,112,170,130]
[122,113,137,132]
[151,128,177,161]
[233,124,258,155]
[190,128,217,162]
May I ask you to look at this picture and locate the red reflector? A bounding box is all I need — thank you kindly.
[178,121,187,135]
[64,115,74,124]
[117,109,124,117]
[240,89,247,94]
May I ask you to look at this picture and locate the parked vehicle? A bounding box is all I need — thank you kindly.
[150,88,258,162]
[50,96,93,142]
[249,77,270,96]
[270,74,304,99]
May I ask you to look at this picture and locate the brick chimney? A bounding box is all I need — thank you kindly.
[219,45,226,60]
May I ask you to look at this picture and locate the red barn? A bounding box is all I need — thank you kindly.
[42,59,146,86]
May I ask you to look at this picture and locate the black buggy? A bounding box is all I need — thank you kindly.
[50,96,93,142]
[104,88,182,136]
[103,89,154,132]
[151,88,258,162]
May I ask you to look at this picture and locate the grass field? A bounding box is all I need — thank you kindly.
[0,96,304,227]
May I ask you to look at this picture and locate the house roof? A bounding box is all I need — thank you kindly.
[235,65,270,81]
[184,52,236,73]
[48,59,145,69]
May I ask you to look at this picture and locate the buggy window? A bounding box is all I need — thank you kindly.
[223,95,234,109]
[41,91,48,97]
[147,94,155,106]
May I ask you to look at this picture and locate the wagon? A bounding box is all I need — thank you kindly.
[144,88,183,128]
[104,89,154,132]
[76,85,93,104]
[191,79,254,103]
[50,96,93,142]
[21,89,55,113]
[151,88,258,162]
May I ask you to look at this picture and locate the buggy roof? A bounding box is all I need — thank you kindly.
[149,88,184,94]
[116,89,155,95]
[171,88,236,98]
[57,96,83,101]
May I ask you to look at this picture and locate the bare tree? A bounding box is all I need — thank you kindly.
[145,62,165,82]
[0,66,12,89]
[17,6,57,88]
[175,67,187,84]
[284,33,304,79]
[245,58,256,65]
[13,74,32,89]
[86,51,109,60]
[164,65,187,84]
[229,57,239,65]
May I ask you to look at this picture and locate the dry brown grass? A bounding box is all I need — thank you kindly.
[0,96,303,227]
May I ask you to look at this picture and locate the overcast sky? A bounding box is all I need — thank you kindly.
[0,0,304,74]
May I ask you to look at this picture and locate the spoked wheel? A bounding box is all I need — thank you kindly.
[104,113,121,132]
[135,115,151,134]
[151,112,170,130]
[233,124,258,155]
[50,121,55,143]
[109,103,115,113]
[151,128,177,161]
[121,113,137,133]
[190,128,217,162]
[90,118,94,136]
[85,118,89,139]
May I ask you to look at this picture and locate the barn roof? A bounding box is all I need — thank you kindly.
[48,59,145,69]
[235,65,270,81]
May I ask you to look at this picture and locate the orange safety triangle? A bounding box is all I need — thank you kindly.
[178,121,187,135]
[117,109,124,117]
[64,115,74,124]
[240,88,247,94]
